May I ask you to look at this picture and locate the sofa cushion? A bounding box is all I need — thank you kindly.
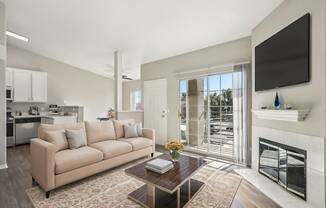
[43,130,69,152]
[118,137,153,151]
[55,146,103,174]
[112,119,135,138]
[90,140,133,159]
[39,123,86,141]
[85,121,116,144]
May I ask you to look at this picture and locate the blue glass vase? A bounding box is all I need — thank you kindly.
[274,91,281,109]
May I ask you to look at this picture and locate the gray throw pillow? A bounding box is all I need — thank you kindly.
[124,124,138,138]
[135,123,143,137]
[65,129,87,149]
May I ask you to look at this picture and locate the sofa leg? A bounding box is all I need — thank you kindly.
[45,191,51,199]
[32,177,37,186]
[151,153,154,157]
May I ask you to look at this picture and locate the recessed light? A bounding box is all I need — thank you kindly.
[6,31,29,42]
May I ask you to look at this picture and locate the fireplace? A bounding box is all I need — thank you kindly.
[259,138,306,200]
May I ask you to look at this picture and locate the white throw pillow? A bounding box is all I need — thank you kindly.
[65,129,87,149]
[135,123,143,137]
[123,124,138,138]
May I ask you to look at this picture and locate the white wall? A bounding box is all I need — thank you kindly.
[141,37,251,139]
[122,80,141,110]
[0,1,6,168]
[7,45,115,121]
[252,0,326,137]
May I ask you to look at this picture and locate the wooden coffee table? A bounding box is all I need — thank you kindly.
[125,154,207,208]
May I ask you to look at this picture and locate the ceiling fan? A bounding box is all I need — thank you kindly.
[122,74,133,81]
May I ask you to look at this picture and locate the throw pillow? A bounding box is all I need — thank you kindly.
[65,129,87,149]
[44,130,69,152]
[124,124,138,138]
[135,122,143,137]
[113,119,135,138]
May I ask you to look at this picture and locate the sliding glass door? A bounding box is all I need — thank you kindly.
[178,65,248,164]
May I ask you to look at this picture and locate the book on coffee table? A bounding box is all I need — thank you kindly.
[145,158,173,174]
[145,164,173,174]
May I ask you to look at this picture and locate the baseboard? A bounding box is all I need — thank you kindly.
[0,163,8,170]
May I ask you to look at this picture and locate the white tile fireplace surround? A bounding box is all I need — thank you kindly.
[236,126,325,208]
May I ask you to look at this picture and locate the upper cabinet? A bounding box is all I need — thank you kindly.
[13,69,32,102]
[31,71,47,103]
[5,69,13,87]
[9,68,47,103]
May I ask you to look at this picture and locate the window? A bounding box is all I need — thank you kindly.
[130,90,142,110]
[178,64,249,164]
[178,72,234,158]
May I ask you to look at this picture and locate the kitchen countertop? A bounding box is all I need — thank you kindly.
[13,115,43,118]
[13,115,77,119]
[42,115,77,119]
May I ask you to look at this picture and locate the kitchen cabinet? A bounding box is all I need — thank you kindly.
[5,69,13,87]
[11,68,47,103]
[32,71,47,102]
[13,69,32,102]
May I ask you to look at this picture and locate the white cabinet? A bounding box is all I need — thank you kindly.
[5,69,13,87]
[32,71,47,102]
[12,68,47,103]
[13,70,32,102]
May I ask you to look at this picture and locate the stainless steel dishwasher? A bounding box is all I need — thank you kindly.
[15,117,41,145]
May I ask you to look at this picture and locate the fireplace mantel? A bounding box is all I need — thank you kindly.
[252,109,309,122]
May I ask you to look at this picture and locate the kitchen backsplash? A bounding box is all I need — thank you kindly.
[7,103,48,115]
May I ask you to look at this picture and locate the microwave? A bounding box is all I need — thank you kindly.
[6,87,13,101]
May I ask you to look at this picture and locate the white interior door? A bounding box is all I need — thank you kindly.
[144,79,167,145]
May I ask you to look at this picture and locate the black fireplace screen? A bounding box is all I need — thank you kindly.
[259,138,306,200]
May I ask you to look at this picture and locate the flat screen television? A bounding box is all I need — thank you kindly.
[255,13,310,91]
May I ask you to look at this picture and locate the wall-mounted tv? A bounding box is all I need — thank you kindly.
[255,13,310,91]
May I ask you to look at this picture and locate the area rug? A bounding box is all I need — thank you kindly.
[26,156,242,208]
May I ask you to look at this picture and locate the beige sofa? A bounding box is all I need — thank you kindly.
[30,120,155,198]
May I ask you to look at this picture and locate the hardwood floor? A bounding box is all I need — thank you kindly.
[0,145,280,208]
[0,145,34,208]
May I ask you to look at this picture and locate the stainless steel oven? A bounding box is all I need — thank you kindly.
[6,87,13,101]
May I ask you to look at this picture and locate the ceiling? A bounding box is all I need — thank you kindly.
[3,0,283,80]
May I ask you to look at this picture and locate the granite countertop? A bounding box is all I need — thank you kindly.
[13,115,43,118]
[42,115,77,119]
[13,115,77,119]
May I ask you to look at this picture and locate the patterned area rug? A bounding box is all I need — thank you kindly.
[26,155,242,208]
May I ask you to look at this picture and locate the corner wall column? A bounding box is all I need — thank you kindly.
[0,1,7,169]
[114,51,123,119]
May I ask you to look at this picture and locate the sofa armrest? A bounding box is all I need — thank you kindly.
[30,138,56,191]
[142,128,155,140]
[142,128,155,153]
